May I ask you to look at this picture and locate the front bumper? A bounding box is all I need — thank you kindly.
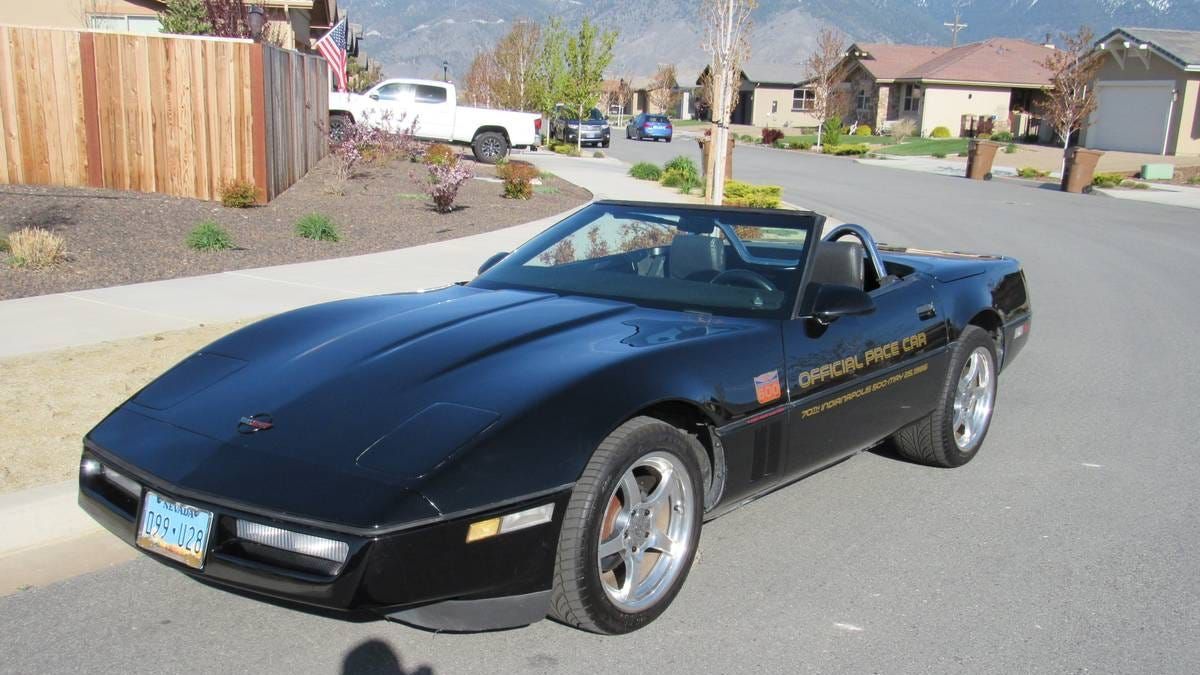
[79,447,571,631]
[564,127,610,144]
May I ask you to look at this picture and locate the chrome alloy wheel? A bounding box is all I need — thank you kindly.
[953,346,995,450]
[479,135,505,161]
[596,452,696,613]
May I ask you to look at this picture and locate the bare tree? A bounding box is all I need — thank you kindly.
[462,50,500,107]
[492,21,542,111]
[648,64,681,115]
[804,28,850,150]
[1038,26,1103,173]
[701,0,756,205]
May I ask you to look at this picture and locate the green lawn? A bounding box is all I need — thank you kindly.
[670,119,707,127]
[778,134,898,146]
[881,138,970,156]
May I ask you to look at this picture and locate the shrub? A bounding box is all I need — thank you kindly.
[423,143,456,167]
[1122,180,1150,190]
[7,227,66,268]
[186,221,234,252]
[976,132,992,140]
[663,156,699,182]
[740,134,756,143]
[823,143,870,156]
[424,159,474,213]
[723,180,782,208]
[1018,167,1050,178]
[219,179,257,208]
[628,162,662,180]
[931,151,947,159]
[1004,143,1018,154]
[1092,172,1125,188]
[821,116,842,146]
[1188,175,1200,185]
[992,130,1014,142]
[0,235,8,253]
[498,160,539,200]
[761,128,784,145]
[328,113,422,179]
[593,150,605,158]
[295,213,340,241]
[772,140,786,149]
[855,124,872,136]
[930,126,952,138]
[787,141,811,150]
[891,119,917,143]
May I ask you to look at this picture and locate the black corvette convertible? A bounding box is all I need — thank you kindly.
[79,201,1031,634]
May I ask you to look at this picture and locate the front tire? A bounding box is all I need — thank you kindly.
[472,131,509,164]
[892,326,998,467]
[550,417,703,634]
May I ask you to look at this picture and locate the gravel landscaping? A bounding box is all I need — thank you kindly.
[0,151,589,300]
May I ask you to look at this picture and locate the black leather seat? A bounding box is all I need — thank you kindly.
[669,234,725,282]
[809,241,864,289]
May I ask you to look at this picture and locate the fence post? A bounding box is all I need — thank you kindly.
[249,42,270,204]
[78,32,104,189]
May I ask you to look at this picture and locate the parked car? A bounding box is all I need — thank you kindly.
[627,113,673,142]
[550,106,611,147]
[78,201,1031,635]
[329,78,540,163]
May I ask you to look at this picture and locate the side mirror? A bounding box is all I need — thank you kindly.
[368,93,379,101]
[478,251,509,275]
[809,283,875,324]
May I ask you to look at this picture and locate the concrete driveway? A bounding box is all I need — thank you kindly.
[2,136,1198,674]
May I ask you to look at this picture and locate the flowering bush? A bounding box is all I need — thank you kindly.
[424,160,474,212]
[329,112,422,180]
[423,143,456,167]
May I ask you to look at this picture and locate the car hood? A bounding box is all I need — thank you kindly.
[87,286,657,526]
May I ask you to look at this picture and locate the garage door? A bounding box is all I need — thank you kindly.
[1087,80,1174,154]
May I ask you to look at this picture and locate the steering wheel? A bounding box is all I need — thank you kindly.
[710,269,777,291]
[822,224,888,283]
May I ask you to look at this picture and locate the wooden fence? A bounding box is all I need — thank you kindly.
[0,26,328,202]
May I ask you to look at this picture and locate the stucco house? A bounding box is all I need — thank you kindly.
[1083,28,1200,156]
[841,38,1054,137]
[0,0,350,54]
[695,62,821,128]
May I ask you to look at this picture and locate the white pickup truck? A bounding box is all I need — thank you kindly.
[329,78,540,163]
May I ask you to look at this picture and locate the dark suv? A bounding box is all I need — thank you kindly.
[551,106,611,147]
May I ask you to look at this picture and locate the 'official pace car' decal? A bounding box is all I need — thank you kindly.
[754,370,782,404]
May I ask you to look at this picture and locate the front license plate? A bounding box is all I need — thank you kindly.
[137,491,214,569]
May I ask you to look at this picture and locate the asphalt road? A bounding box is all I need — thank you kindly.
[4,135,1199,674]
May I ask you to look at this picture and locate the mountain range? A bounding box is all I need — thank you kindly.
[339,0,1200,81]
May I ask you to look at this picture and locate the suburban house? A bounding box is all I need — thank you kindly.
[839,38,1054,137]
[0,0,354,54]
[1083,27,1200,155]
[696,62,821,128]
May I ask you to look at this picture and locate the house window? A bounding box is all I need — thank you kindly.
[89,15,162,34]
[792,88,814,112]
[771,100,778,114]
[901,84,920,112]
[856,89,870,112]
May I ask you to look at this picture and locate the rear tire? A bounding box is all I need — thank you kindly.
[471,131,508,164]
[892,326,998,468]
[550,417,703,634]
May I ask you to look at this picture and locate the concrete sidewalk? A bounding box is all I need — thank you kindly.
[1094,182,1200,210]
[856,155,1028,179]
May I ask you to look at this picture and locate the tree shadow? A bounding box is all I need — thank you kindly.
[341,639,434,675]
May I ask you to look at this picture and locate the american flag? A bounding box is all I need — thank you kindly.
[315,17,349,92]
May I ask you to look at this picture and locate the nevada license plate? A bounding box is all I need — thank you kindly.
[137,491,213,569]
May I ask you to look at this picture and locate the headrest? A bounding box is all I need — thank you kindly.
[809,240,864,289]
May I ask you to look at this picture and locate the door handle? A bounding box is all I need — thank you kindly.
[916,303,936,320]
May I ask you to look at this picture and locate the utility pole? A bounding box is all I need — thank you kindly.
[943,9,967,48]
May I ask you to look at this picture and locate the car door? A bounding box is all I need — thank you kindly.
[364,82,413,130]
[781,275,948,478]
[409,83,454,140]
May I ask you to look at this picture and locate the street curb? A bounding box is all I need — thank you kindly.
[0,480,98,558]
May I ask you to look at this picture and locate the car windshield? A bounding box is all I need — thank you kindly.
[585,108,605,121]
[471,203,816,318]
[648,116,669,123]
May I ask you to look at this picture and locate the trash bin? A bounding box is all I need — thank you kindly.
[697,134,735,182]
[1061,147,1105,193]
[966,139,1001,180]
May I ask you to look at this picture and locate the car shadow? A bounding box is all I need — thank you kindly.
[342,639,435,675]
[190,576,379,623]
